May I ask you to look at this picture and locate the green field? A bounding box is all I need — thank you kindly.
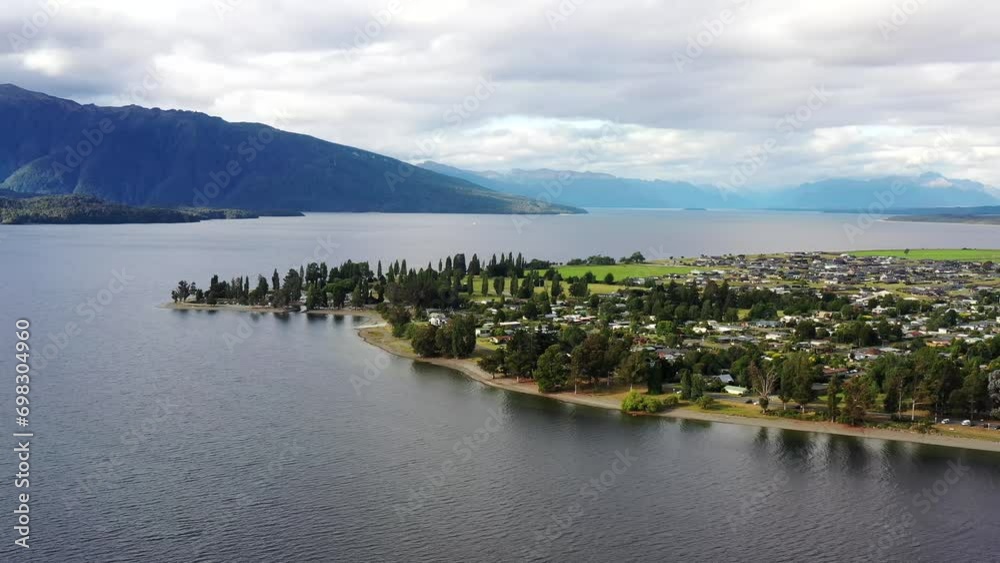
[847,249,1000,261]
[466,276,623,298]
[549,264,695,280]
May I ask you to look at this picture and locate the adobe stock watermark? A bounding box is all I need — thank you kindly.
[192,108,291,206]
[51,64,164,180]
[394,407,508,521]
[719,85,830,192]
[842,127,955,244]
[213,0,246,21]
[545,0,590,31]
[384,76,496,191]
[33,269,136,371]
[349,348,395,395]
[189,437,307,558]
[6,0,72,52]
[878,0,930,41]
[673,0,754,72]
[222,314,263,354]
[52,67,163,178]
[723,445,833,534]
[521,450,638,559]
[511,120,625,234]
[338,0,404,64]
[869,458,971,559]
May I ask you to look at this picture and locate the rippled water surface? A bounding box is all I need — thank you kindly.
[2,210,999,562]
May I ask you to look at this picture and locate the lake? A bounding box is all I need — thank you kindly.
[1,209,999,562]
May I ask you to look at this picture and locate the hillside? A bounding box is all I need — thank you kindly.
[0,85,581,215]
[771,173,1000,210]
[0,193,303,224]
[420,161,740,208]
[421,162,1000,211]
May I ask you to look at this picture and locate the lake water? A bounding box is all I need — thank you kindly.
[1,209,999,562]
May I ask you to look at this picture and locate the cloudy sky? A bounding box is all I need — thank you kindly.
[3,0,1000,188]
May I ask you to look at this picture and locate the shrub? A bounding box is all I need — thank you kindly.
[696,396,717,410]
[661,395,680,408]
[621,391,664,413]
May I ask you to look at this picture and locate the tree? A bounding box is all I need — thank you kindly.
[448,315,477,358]
[305,284,321,310]
[826,375,842,422]
[617,350,650,392]
[481,275,489,296]
[250,275,269,305]
[569,278,589,297]
[383,305,412,337]
[479,349,506,377]
[551,274,563,299]
[536,345,569,392]
[795,320,817,341]
[505,330,538,381]
[959,370,988,420]
[786,352,816,411]
[559,325,587,350]
[411,325,439,357]
[493,276,505,296]
[778,366,793,411]
[174,280,191,302]
[842,375,877,425]
[690,374,706,401]
[749,362,778,412]
[679,370,693,400]
[990,370,1000,419]
[570,333,610,393]
[282,269,303,304]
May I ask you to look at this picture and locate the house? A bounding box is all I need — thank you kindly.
[725,385,749,396]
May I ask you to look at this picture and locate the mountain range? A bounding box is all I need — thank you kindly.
[0,84,579,215]
[419,163,1000,211]
[4,84,997,215]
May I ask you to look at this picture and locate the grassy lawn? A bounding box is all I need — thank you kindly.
[847,249,1000,261]
[550,264,695,280]
[679,400,772,419]
[935,424,1000,443]
[465,276,627,297]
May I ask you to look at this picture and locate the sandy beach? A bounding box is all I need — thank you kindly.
[161,302,1000,453]
[357,325,1000,454]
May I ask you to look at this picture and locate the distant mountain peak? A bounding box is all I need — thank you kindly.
[420,161,999,211]
[0,85,582,215]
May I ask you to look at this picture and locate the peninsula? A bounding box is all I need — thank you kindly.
[165,248,1000,451]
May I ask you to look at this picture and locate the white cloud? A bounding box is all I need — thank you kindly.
[3,0,1000,187]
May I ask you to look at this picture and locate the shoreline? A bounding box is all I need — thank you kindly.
[161,302,1000,453]
[161,302,384,321]
[357,325,1000,454]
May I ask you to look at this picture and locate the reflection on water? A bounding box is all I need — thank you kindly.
[2,212,1000,562]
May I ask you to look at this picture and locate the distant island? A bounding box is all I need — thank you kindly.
[890,214,1000,226]
[0,193,302,225]
[0,84,582,216]
[165,248,1000,452]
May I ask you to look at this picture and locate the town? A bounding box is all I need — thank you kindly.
[171,248,1000,442]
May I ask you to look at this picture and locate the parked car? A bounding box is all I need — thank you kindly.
[961,420,972,427]
[940,419,951,425]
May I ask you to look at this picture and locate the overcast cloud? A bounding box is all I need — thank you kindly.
[3,0,1000,188]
